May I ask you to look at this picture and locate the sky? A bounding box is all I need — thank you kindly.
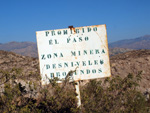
[0,0,150,43]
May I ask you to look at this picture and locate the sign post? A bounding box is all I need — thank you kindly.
[36,24,111,109]
[75,81,81,108]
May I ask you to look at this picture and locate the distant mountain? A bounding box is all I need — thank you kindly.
[0,42,38,57]
[0,41,134,57]
[109,35,150,49]
[1,35,150,57]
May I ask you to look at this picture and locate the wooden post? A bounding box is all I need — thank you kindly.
[75,81,81,108]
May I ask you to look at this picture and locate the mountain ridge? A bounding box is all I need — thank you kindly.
[109,35,150,49]
[0,41,38,57]
[0,35,150,57]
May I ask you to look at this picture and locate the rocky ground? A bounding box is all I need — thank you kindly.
[0,50,39,81]
[110,49,150,92]
[0,49,150,93]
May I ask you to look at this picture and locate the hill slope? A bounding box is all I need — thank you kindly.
[0,50,150,92]
[111,49,150,92]
[0,42,38,57]
[109,48,133,56]
[109,35,150,49]
[0,50,39,80]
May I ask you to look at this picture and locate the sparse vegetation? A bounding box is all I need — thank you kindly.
[81,72,150,113]
[0,68,149,113]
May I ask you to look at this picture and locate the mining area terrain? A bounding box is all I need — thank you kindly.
[0,49,150,93]
[1,35,150,112]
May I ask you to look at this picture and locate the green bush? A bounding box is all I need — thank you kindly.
[0,69,79,113]
[81,72,149,113]
[0,69,149,113]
